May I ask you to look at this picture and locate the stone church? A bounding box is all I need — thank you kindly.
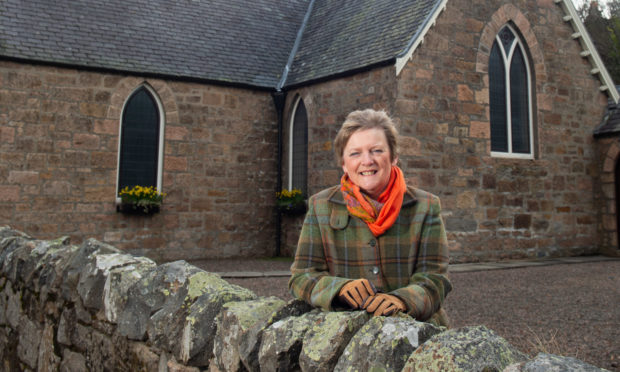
[1,0,618,262]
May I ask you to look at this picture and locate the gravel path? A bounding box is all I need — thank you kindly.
[191,259,620,371]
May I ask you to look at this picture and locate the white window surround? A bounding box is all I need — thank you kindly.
[490,25,535,160]
[288,96,301,191]
[115,84,166,204]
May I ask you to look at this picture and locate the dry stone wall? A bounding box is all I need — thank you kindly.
[0,227,606,371]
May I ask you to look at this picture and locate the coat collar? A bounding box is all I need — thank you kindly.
[327,185,418,207]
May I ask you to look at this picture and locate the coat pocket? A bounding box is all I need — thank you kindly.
[329,206,349,230]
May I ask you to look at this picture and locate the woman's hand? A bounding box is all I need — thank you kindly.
[337,279,377,309]
[362,293,406,316]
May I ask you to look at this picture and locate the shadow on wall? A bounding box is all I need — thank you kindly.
[0,226,606,371]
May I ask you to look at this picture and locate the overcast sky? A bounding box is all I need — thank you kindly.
[571,0,612,16]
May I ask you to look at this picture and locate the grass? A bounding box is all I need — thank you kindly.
[526,326,579,360]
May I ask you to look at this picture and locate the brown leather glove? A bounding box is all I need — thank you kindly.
[362,293,407,316]
[337,279,377,309]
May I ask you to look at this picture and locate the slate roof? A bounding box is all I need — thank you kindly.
[0,0,308,88]
[0,0,445,89]
[284,0,440,87]
[594,107,620,136]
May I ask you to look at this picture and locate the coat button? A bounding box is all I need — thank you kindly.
[369,240,376,247]
[371,266,380,275]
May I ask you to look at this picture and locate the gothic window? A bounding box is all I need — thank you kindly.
[289,97,308,196]
[117,86,164,196]
[489,25,534,158]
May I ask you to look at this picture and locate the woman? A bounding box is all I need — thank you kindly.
[288,109,452,326]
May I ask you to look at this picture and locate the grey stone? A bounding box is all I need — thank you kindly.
[59,349,87,372]
[505,353,609,372]
[17,317,42,369]
[238,298,314,372]
[258,310,323,372]
[27,237,72,286]
[177,273,257,367]
[0,235,63,292]
[77,252,155,312]
[0,285,5,326]
[102,255,156,323]
[402,325,528,372]
[38,323,61,372]
[213,296,286,372]
[71,322,93,353]
[129,342,160,372]
[0,226,31,241]
[300,311,370,372]
[117,261,193,340]
[87,328,122,372]
[36,243,80,303]
[74,297,93,324]
[0,228,32,266]
[57,308,75,346]
[5,284,21,329]
[0,326,20,371]
[0,237,36,283]
[334,315,442,372]
[61,239,121,302]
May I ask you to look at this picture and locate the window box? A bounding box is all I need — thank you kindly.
[117,202,160,215]
[117,185,165,215]
[276,188,307,216]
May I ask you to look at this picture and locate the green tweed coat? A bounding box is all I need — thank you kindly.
[289,185,452,326]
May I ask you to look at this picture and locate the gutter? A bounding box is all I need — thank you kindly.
[271,91,287,257]
[271,0,315,256]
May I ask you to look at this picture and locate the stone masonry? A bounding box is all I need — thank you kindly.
[2,0,619,264]
[0,227,607,371]
[0,61,278,261]
[281,0,612,262]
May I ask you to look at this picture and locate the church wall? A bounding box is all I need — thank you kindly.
[0,60,278,262]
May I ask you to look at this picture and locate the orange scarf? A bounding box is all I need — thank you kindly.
[340,166,406,237]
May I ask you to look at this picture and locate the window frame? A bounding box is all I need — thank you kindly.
[115,84,166,204]
[287,96,308,196]
[490,24,535,160]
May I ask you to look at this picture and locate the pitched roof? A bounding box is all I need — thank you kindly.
[283,0,442,87]
[0,0,308,88]
[594,87,620,136]
[0,0,447,90]
[594,104,620,136]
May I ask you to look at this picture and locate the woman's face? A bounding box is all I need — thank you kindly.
[341,127,397,199]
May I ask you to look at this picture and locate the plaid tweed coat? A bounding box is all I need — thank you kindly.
[289,185,452,326]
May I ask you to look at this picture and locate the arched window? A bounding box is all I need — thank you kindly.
[117,86,164,197]
[489,24,534,158]
[289,97,308,196]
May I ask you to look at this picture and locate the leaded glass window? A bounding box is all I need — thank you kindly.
[290,98,308,196]
[489,25,534,158]
[118,87,161,194]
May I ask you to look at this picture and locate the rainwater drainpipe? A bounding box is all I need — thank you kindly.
[272,0,314,257]
[272,90,287,257]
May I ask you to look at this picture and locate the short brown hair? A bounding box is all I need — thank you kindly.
[334,109,399,165]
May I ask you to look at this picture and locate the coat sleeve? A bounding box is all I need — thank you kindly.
[288,195,351,311]
[389,194,452,321]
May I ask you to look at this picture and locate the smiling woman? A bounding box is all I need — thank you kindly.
[340,128,397,199]
[289,109,452,326]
